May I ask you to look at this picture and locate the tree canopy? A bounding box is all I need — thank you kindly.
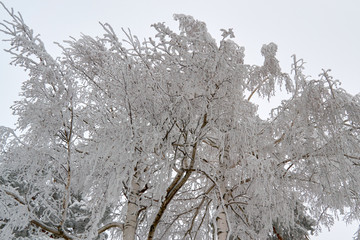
[1,3,360,240]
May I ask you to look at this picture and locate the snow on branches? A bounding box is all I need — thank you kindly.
[1,4,360,240]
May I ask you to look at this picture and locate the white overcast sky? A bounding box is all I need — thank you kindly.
[0,0,359,239]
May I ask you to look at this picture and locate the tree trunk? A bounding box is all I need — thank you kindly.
[123,173,140,240]
[216,134,230,240]
[216,183,229,240]
[216,207,229,240]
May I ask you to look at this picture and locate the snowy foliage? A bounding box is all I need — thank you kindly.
[1,3,360,240]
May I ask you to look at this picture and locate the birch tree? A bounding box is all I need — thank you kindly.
[1,3,360,240]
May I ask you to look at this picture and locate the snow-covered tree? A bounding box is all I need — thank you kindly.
[1,3,360,240]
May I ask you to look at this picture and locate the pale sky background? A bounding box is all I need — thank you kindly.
[0,0,359,239]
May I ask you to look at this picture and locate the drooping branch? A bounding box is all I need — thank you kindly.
[98,222,124,234]
[4,189,74,239]
[4,189,26,205]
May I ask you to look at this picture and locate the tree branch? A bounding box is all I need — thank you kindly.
[247,77,269,101]
[148,114,208,239]
[4,189,26,205]
[186,184,215,238]
[273,226,284,240]
[4,189,73,239]
[98,222,124,234]
[30,220,63,238]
